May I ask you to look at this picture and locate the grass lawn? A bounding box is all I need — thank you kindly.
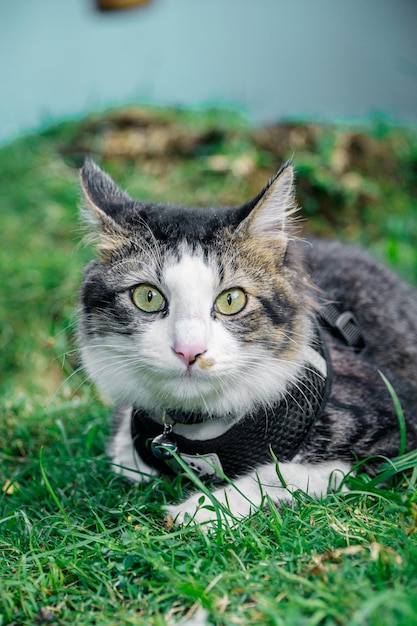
[1,106,417,625]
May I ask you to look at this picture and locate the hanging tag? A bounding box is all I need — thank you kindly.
[165,452,224,483]
[151,423,178,460]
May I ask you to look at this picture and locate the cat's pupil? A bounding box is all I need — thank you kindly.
[227,293,232,306]
[147,291,153,303]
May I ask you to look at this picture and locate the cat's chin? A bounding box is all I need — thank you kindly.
[110,362,299,418]
[130,370,228,414]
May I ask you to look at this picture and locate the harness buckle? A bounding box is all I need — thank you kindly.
[320,304,366,353]
[334,310,365,351]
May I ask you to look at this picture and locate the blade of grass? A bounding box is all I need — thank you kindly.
[379,370,407,456]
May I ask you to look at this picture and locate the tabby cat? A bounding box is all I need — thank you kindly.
[78,159,417,525]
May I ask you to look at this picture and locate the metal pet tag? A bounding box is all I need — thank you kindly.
[150,423,178,460]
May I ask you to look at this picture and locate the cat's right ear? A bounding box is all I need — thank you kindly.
[79,159,132,233]
[235,163,297,252]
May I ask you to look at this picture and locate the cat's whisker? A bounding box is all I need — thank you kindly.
[51,366,87,400]
[77,359,140,390]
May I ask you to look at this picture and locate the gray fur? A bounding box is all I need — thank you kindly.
[300,239,417,466]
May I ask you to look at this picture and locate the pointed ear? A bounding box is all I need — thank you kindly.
[79,158,132,232]
[242,163,297,240]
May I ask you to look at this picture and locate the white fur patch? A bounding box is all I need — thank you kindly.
[108,406,156,482]
[303,345,327,378]
[166,460,351,526]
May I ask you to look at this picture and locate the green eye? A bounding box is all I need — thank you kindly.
[215,288,247,316]
[131,284,166,313]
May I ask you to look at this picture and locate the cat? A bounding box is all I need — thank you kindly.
[78,158,417,526]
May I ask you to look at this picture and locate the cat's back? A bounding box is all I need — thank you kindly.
[301,238,417,387]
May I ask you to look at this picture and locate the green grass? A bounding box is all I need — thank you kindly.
[1,106,417,625]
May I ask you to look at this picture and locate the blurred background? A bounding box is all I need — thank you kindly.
[0,0,416,402]
[1,0,416,143]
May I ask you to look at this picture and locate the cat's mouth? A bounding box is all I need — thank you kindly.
[174,351,216,373]
[151,360,226,410]
[175,354,216,376]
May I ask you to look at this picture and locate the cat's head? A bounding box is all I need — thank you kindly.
[78,160,314,419]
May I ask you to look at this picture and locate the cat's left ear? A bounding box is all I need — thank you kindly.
[242,162,297,241]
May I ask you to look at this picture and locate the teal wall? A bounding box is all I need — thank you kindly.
[0,0,416,144]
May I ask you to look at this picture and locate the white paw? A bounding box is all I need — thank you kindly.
[165,484,261,527]
[165,496,216,527]
[164,460,351,528]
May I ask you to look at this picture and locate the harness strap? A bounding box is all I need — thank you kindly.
[319,303,366,353]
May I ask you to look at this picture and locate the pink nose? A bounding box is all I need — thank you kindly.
[173,341,206,367]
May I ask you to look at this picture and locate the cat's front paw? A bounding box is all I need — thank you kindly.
[165,485,258,528]
[166,493,216,527]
